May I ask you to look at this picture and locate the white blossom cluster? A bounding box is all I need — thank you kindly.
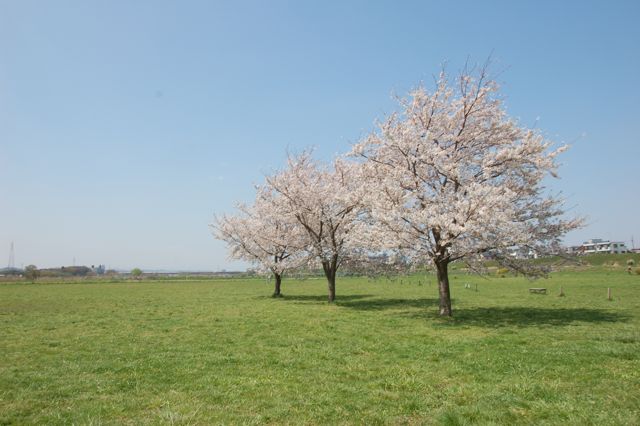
[350,71,581,271]
[212,188,305,277]
[263,152,363,293]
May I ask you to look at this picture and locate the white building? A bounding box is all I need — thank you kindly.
[577,239,629,254]
[507,246,538,259]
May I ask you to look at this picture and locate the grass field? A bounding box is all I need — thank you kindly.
[1,269,639,424]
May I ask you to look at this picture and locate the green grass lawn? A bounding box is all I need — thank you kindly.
[1,270,639,424]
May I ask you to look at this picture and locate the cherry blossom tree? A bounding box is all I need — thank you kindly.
[265,152,361,302]
[352,68,582,316]
[212,188,304,297]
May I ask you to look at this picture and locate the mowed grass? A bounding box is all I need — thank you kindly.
[1,270,639,425]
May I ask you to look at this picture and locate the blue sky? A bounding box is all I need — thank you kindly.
[1,1,639,270]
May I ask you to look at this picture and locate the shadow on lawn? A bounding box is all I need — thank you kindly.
[337,297,439,311]
[270,294,629,327]
[273,294,374,303]
[331,296,627,327]
[420,306,629,328]
[283,295,439,310]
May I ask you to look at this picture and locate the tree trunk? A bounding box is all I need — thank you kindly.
[435,258,452,316]
[327,274,336,302]
[272,273,282,298]
[322,260,337,303]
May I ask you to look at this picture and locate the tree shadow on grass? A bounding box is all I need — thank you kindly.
[332,296,628,327]
[258,294,375,303]
[416,306,630,328]
[262,293,629,328]
[336,297,440,311]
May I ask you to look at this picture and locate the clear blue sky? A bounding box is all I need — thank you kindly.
[1,0,639,271]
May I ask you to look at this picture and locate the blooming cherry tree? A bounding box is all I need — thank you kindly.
[352,69,581,316]
[212,188,304,297]
[265,152,361,302]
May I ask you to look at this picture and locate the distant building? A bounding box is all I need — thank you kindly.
[91,264,106,275]
[0,267,23,276]
[507,246,538,259]
[571,239,629,254]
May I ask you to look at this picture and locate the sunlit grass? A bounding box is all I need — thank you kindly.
[1,269,639,424]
